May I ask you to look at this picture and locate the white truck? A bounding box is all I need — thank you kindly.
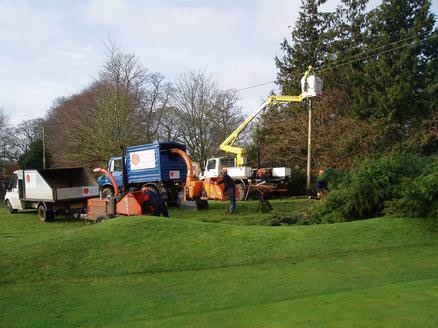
[4,168,99,222]
[201,157,292,200]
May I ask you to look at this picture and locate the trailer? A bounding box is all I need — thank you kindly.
[4,168,99,222]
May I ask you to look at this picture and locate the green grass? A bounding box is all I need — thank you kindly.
[171,198,310,225]
[1,199,437,327]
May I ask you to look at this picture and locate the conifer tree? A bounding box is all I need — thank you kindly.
[275,0,329,94]
[354,0,435,125]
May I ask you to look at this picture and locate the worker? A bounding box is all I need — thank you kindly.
[216,168,236,213]
[142,186,169,217]
[315,168,328,199]
[301,65,314,94]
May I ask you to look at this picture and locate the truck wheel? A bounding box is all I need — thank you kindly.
[5,200,17,214]
[102,187,114,199]
[95,216,106,223]
[144,183,160,194]
[38,204,53,222]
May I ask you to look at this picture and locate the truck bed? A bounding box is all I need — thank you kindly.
[23,168,99,201]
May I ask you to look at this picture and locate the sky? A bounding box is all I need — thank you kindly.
[1,0,436,126]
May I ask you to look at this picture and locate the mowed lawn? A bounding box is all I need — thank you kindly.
[1,200,438,327]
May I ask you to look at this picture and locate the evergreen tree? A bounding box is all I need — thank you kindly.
[275,0,329,95]
[355,0,435,126]
[18,139,51,169]
[324,0,368,92]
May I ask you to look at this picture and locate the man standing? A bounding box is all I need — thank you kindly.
[316,168,328,200]
[216,168,236,213]
[142,186,169,217]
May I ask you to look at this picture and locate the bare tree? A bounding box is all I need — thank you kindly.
[158,106,184,142]
[137,73,174,142]
[169,71,242,165]
[46,43,173,168]
[13,118,45,153]
[0,109,21,161]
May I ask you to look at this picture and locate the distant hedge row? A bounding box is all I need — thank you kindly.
[309,154,438,223]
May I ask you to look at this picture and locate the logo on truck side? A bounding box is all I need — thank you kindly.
[131,153,140,165]
[130,150,156,170]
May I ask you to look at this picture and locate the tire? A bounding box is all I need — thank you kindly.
[196,199,209,210]
[95,216,106,223]
[144,183,160,194]
[102,187,114,199]
[5,200,16,214]
[37,203,53,222]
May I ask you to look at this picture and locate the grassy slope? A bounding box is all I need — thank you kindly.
[1,201,437,327]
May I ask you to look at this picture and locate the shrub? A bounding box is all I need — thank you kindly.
[310,154,433,222]
[390,160,438,219]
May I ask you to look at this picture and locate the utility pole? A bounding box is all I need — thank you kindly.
[306,99,312,192]
[42,124,46,169]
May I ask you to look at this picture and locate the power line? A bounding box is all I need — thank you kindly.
[323,30,431,67]
[235,32,436,92]
[319,33,436,72]
[235,80,276,92]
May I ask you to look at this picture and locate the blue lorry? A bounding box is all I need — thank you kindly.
[97,142,188,204]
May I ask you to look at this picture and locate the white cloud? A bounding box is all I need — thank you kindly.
[83,0,297,113]
[0,0,103,124]
[1,0,434,125]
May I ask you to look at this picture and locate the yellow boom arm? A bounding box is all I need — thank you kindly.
[220,95,303,167]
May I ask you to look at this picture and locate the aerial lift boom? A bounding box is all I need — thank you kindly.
[220,67,323,168]
[220,95,304,167]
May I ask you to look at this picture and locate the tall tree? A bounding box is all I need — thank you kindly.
[46,44,172,168]
[12,118,45,154]
[275,0,329,94]
[18,139,52,169]
[355,0,435,124]
[170,71,242,165]
[0,109,20,162]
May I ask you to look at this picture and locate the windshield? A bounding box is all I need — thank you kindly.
[207,159,216,170]
[113,158,123,171]
[221,158,235,168]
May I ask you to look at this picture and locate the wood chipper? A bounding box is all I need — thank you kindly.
[170,147,239,208]
[83,168,152,222]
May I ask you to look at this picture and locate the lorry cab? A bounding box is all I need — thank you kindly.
[4,171,24,212]
[102,156,124,187]
[202,157,251,180]
[202,157,233,179]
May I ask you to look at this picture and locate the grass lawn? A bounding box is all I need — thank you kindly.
[1,199,437,327]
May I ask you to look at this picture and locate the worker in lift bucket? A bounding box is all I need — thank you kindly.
[141,186,169,217]
[301,65,314,94]
[216,168,236,214]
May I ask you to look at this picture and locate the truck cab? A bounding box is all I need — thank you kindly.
[97,157,124,193]
[4,172,24,212]
[202,157,251,179]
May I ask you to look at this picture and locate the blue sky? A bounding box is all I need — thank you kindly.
[1,0,436,125]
